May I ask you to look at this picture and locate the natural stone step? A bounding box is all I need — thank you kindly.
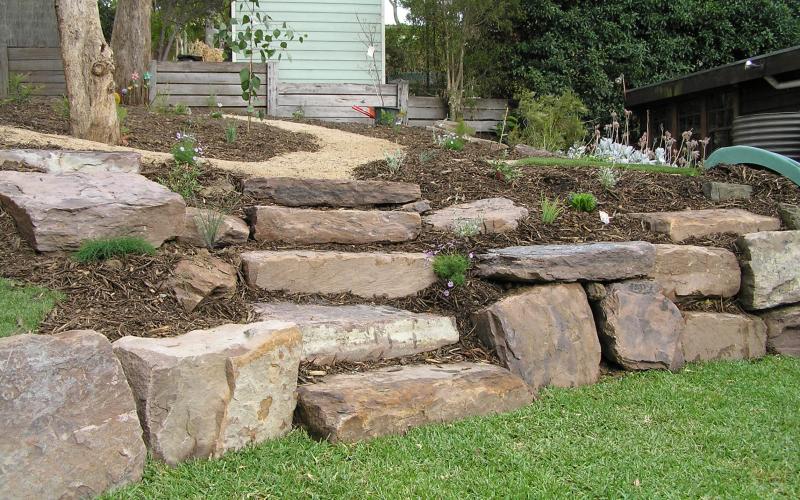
[113,321,301,465]
[778,203,800,230]
[0,148,141,174]
[423,197,529,235]
[475,241,655,283]
[629,209,780,242]
[653,244,740,299]
[0,171,185,251]
[473,283,601,390]
[242,177,421,207]
[759,305,800,356]
[253,302,459,364]
[737,230,800,310]
[295,362,534,442]
[241,251,436,298]
[167,252,237,312]
[588,280,684,371]
[246,206,421,244]
[702,181,752,202]
[0,330,146,499]
[178,207,249,247]
[681,312,766,362]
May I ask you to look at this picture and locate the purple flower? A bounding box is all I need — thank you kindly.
[120,88,128,95]
[424,250,434,258]
[443,290,450,297]
[468,252,474,259]
[447,281,454,288]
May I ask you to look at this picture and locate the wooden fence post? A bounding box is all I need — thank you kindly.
[0,44,9,98]
[147,59,157,104]
[267,61,278,117]
[397,79,409,124]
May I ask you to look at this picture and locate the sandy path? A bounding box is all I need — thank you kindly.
[0,118,401,179]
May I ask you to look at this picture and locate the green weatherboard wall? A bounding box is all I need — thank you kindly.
[231,0,385,83]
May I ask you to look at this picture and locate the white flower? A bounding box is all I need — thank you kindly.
[599,211,611,225]
[217,103,222,108]
[179,146,185,152]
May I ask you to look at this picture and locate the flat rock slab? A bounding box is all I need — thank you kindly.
[113,321,302,465]
[591,280,684,371]
[168,252,237,312]
[0,330,146,499]
[629,209,780,242]
[473,284,601,390]
[242,177,421,207]
[296,362,533,442]
[253,302,459,364]
[242,251,437,298]
[778,203,800,230]
[424,198,529,234]
[0,171,185,252]
[702,181,752,202]
[178,207,249,247]
[681,312,766,362]
[400,199,432,213]
[737,230,800,310]
[0,149,141,174]
[246,206,421,244]
[653,244,740,299]
[759,304,800,356]
[476,241,655,283]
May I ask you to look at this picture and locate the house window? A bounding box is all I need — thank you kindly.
[707,91,736,148]
[677,99,702,136]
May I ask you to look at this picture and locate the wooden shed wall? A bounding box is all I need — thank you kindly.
[408,96,508,132]
[0,0,60,48]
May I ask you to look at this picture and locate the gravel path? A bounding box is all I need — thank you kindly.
[0,118,401,179]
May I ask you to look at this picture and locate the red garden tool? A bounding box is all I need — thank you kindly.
[352,105,375,119]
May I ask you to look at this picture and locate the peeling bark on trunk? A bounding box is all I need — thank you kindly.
[111,0,152,94]
[55,0,120,145]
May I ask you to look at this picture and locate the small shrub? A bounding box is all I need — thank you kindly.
[419,149,438,164]
[224,122,237,143]
[4,73,40,104]
[510,90,587,152]
[384,149,406,174]
[598,166,619,190]
[173,103,192,115]
[117,105,129,135]
[210,111,223,119]
[292,107,305,120]
[53,95,70,120]
[161,163,201,200]
[454,119,475,138]
[452,218,483,238]
[432,253,471,287]
[540,196,564,224]
[569,192,598,212]
[443,136,465,151]
[151,93,170,114]
[492,161,522,184]
[172,133,202,166]
[74,236,156,263]
[206,93,218,108]
[194,210,225,249]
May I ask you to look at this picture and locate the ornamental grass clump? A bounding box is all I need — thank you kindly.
[74,236,156,263]
[569,192,598,212]
[540,196,564,224]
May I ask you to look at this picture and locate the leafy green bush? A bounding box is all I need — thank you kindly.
[74,236,156,263]
[540,196,564,224]
[569,192,598,212]
[492,161,522,183]
[432,253,471,286]
[172,133,201,166]
[443,136,465,151]
[509,90,587,152]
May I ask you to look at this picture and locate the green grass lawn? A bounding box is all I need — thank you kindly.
[515,156,702,176]
[109,356,800,499]
[0,278,63,338]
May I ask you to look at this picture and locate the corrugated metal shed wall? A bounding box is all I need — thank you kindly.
[232,0,384,83]
[0,0,60,48]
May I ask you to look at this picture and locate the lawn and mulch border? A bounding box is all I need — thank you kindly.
[105,356,800,499]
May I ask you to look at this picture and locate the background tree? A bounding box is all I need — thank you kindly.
[111,0,152,96]
[55,0,120,144]
[153,0,225,60]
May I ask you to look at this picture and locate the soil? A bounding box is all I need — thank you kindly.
[1,103,799,376]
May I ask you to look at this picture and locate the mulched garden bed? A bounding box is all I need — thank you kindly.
[0,97,319,162]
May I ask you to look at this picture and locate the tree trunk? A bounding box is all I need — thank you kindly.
[110,0,152,96]
[55,0,120,144]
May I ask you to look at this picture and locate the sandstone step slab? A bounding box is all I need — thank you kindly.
[653,244,740,299]
[113,321,301,465]
[473,283,601,390]
[423,198,529,235]
[296,362,534,442]
[0,149,141,174]
[167,252,237,312]
[681,312,766,362]
[589,280,684,371]
[759,305,800,356]
[178,207,249,247]
[0,330,146,499]
[475,241,655,283]
[241,251,437,299]
[629,209,780,242]
[778,203,800,230]
[246,206,421,244]
[702,181,752,202]
[253,302,459,364]
[737,230,800,310]
[242,177,421,207]
[0,171,185,252]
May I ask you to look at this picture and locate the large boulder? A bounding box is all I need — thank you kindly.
[178,207,249,247]
[0,171,185,252]
[113,322,302,465]
[246,206,421,244]
[423,198,529,235]
[653,244,740,299]
[241,251,437,299]
[681,312,766,362]
[589,280,684,371]
[242,177,421,207]
[473,284,601,390]
[0,330,146,499]
[0,149,141,174]
[167,252,237,312]
[736,230,800,310]
[629,209,780,242]
[296,363,534,442]
[759,305,800,356]
[476,242,655,283]
[253,302,459,364]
